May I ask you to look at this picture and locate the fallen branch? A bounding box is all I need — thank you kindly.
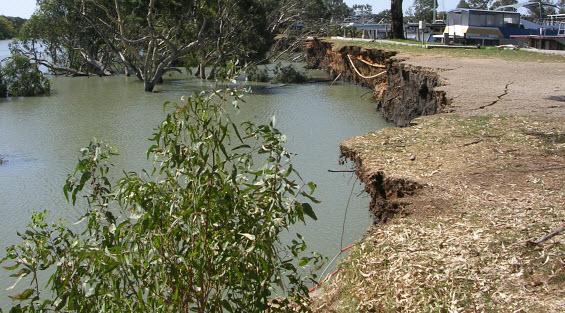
[331,72,342,85]
[461,138,484,147]
[328,170,355,173]
[534,227,564,245]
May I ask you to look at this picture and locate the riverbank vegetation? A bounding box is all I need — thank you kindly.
[246,63,309,84]
[1,75,322,312]
[273,63,309,84]
[0,49,50,97]
[0,16,25,40]
[12,0,353,92]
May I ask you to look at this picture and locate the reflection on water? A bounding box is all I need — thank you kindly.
[0,40,389,307]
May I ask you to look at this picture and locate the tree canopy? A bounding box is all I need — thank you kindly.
[0,16,26,40]
[14,0,352,92]
[457,0,471,8]
[410,0,439,22]
[0,47,51,97]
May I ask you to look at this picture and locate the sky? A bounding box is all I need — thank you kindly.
[1,0,463,19]
[0,0,37,18]
[345,0,461,14]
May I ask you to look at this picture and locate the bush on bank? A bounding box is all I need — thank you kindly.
[0,48,50,97]
[1,72,321,312]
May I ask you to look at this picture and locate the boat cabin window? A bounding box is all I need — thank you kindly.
[503,14,520,27]
[447,11,462,26]
[447,9,520,28]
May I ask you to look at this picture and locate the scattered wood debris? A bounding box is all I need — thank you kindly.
[311,115,565,312]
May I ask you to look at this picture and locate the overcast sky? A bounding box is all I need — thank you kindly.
[1,0,463,19]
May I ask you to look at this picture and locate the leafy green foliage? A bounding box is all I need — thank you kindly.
[273,63,308,84]
[0,70,7,98]
[0,16,26,40]
[246,64,270,82]
[2,80,321,312]
[1,49,50,97]
[409,0,439,22]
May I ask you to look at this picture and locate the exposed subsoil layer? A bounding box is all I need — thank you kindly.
[307,39,565,311]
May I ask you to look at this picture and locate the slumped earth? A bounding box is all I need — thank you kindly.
[310,44,565,312]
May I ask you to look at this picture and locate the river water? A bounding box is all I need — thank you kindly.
[0,39,388,306]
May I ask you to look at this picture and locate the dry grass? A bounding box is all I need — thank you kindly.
[311,115,565,312]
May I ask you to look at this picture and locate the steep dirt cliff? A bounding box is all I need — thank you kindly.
[307,38,565,312]
[305,38,449,127]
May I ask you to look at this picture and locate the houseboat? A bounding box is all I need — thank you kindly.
[443,8,559,45]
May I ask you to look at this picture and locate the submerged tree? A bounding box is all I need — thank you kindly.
[0,70,6,98]
[0,48,50,97]
[16,0,274,91]
[15,0,351,92]
[1,72,321,312]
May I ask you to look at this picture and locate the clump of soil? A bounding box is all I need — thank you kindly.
[311,115,565,312]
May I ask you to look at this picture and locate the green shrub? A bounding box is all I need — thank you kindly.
[1,79,321,312]
[0,70,7,98]
[1,49,50,97]
[246,63,270,82]
[273,63,308,84]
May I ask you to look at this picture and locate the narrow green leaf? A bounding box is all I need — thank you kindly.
[147,144,159,159]
[2,264,19,271]
[231,144,251,151]
[11,288,34,300]
[301,203,317,221]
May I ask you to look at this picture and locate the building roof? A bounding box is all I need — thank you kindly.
[448,8,520,15]
[495,1,557,11]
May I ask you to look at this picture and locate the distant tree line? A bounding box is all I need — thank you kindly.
[0,15,26,40]
[404,0,565,22]
[455,0,565,16]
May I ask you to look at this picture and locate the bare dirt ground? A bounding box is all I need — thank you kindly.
[404,55,565,118]
[310,55,565,312]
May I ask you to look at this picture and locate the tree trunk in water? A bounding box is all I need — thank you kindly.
[200,63,206,79]
[391,0,405,39]
[206,68,215,80]
[144,79,155,92]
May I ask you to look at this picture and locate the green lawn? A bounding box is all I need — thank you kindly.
[326,38,565,63]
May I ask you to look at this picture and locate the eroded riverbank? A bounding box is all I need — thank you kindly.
[307,38,565,311]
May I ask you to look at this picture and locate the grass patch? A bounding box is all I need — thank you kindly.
[325,38,565,63]
[524,131,565,155]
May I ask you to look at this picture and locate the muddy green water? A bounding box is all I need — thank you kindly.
[0,40,389,306]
